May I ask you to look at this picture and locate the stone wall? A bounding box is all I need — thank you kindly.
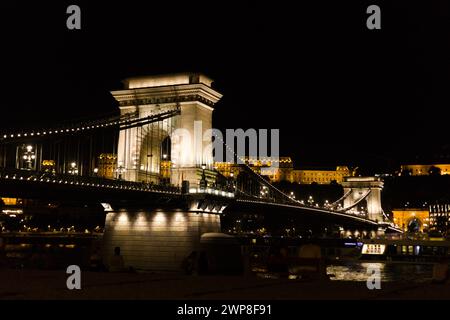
[102,210,220,271]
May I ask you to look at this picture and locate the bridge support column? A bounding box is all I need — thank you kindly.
[341,177,384,222]
[102,210,221,271]
[111,73,222,187]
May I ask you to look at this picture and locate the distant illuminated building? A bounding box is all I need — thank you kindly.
[247,157,294,182]
[214,161,240,178]
[1,198,20,206]
[160,160,171,183]
[392,208,429,232]
[215,157,293,182]
[292,166,352,185]
[41,160,55,173]
[215,158,352,185]
[97,154,117,179]
[429,204,450,235]
[400,164,450,176]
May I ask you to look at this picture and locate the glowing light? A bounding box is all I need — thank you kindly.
[362,244,386,255]
[118,213,129,225]
[2,209,23,215]
[100,203,113,212]
[172,212,186,224]
[152,212,167,228]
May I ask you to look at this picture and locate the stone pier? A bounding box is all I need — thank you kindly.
[102,210,221,271]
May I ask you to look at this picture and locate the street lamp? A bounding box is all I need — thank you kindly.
[22,145,36,170]
[116,164,125,180]
[199,164,207,190]
[68,162,78,175]
[228,172,236,192]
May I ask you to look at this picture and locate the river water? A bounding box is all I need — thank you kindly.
[327,262,433,282]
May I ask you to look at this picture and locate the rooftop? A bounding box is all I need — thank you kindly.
[123,73,213,89]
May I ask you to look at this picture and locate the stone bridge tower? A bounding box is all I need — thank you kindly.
[341,176,384,222]
[111,73,222,187]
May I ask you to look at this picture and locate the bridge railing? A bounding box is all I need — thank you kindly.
[0,168,181,194]
[235,194,383,221]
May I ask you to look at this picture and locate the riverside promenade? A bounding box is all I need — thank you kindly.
[0,269,449,300]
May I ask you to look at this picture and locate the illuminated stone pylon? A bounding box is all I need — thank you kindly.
[341,176,384,222]
[111,73,222,186]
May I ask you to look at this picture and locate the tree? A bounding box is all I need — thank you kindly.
[429,166,441,176]
[401,169,412,176]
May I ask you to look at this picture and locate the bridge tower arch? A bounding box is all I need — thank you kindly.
[340,176,384,222]
[111,73,222,186]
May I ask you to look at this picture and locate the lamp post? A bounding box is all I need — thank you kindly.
[160,154,170,185]
[229,172,236,192]
[260,185,269,198]
[22,145,36,170]
[199,164,207,190]
[68,162,78,175]
[116,165,125,180]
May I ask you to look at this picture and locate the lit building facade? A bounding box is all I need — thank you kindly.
[392,208,429,232]
[41,160,55,173]
[247,157,293,182]
[1,198,20,206]
[214,161,241,179]
[292,166,351,184]
[429,204,450,235]
[215,157,351,185]
[400,164,450,176]
[160,160,171,183]
[215,157,293,182]
[97,153,117,179]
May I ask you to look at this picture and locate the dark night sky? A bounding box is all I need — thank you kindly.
[1,1,450,174]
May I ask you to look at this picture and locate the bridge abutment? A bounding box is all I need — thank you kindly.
[102,210,221,271]
[341,176,384,222]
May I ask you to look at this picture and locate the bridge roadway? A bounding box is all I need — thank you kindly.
[228,198,401,232]
[0,168,182,205]
[0,168,401,232]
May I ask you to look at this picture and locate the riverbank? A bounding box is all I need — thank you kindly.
[0,269,449,300]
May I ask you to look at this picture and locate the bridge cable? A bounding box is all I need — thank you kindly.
[211,131,300,205]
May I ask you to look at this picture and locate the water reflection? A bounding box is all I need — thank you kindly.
[327,262,433,282]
